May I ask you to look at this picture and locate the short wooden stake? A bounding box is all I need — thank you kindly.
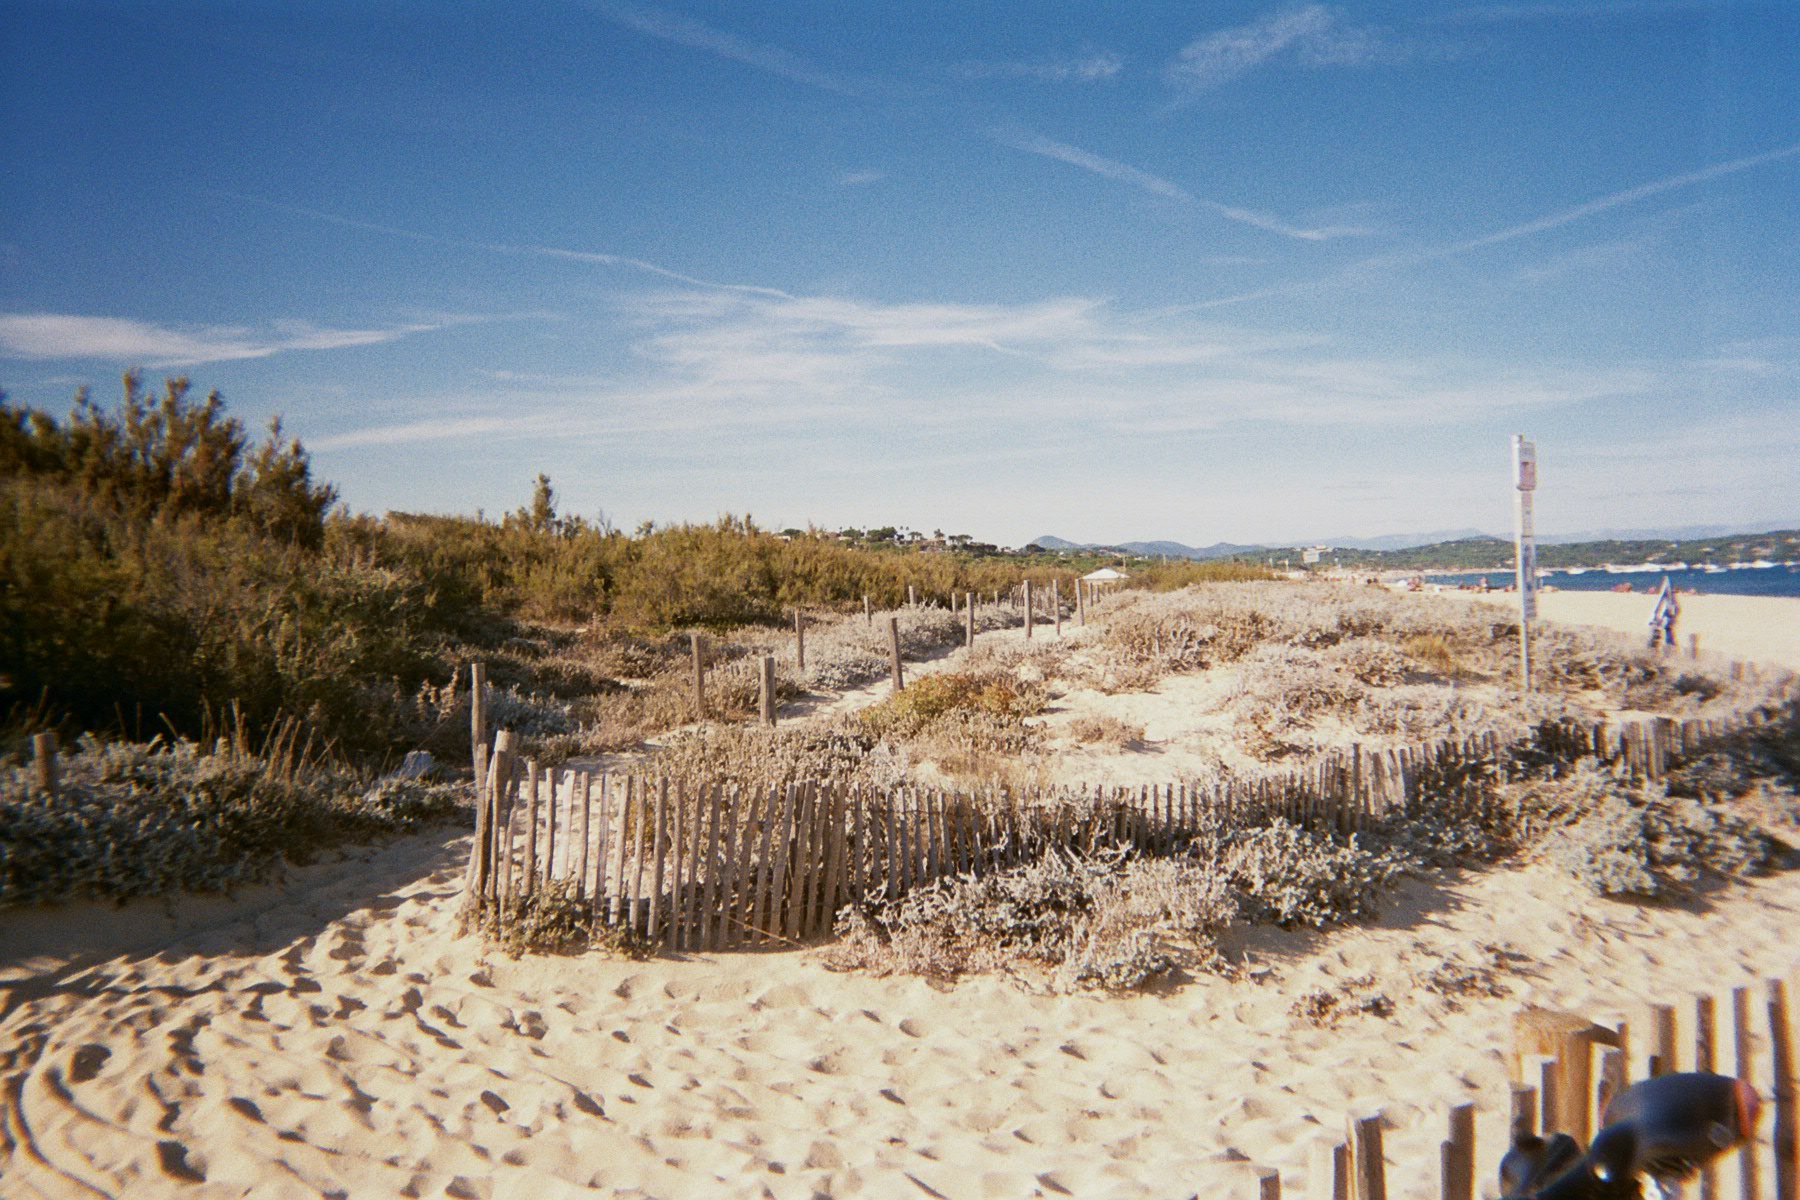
[691,633,706,718]
[1770,978,1796,1200]
[655,780,676,943]
[1023,578,1033,639]
[522,761,540,895]
[1734,986,1760,1200]
[1650,1002,1678,1078]
[794,609,806,673]
[1348,1114,1387,1200]
[469,662,488,790]
[888,616,904,692]
[1052,577,1062,636]
[965,592,975,647]
[1441,1103,1475,1200]
[541,769,558,885]
[864,593,872,625]
[1596,1046,1628,1127]
[760,654,777,726]
[1311,1140,1350,1200]
[1258,1168,1281,1200]
[32,731,58,797]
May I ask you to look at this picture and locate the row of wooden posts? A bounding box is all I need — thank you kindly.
[1244,973,1798,1200]
[462,649,1777,947]
[687,583,1109,727]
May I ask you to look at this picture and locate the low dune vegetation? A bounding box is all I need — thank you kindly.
[3,378,1797,994]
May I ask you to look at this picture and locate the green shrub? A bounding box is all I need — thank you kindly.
[1509,758,1780,898]
[0,736,467,908]
[1217,820,1399,928]
[859,671,1043,740]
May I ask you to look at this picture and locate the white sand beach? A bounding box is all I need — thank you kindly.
[4,595,1798,1200]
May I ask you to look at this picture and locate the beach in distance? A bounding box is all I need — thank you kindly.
[3,587,1797,1200]
[1461,589,1800,674]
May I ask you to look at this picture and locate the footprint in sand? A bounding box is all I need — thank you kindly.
[68,1043,111,1083]
[228,1096,266,1122]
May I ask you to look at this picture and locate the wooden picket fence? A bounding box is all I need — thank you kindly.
[452,654,1797,1198]
[1247,971,1799,1200]
[459,695,1786,951]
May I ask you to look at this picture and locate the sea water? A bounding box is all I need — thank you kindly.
[1428,564,1800,598]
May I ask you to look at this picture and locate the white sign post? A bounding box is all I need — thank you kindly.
[1512,435,1538,691]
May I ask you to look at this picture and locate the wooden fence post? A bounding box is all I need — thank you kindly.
[1771,978,1796,1200]
[1258,1168,1282,1200]
[649,779,669,944]
[1023,578,1033,640]
[864,593,872,625]
[794,610,806,673]
[965,592,975,647]
[1312,1140,1350,1200]
[1347,1115,1387,1200]
[691,633,706,719]
[541,768,558,886]
[32,731,58,797]
[521,761,540,896]
[1077,579,1087,625]
[760,655,777,726]
[1649,1002,1678,1078]
[1441,1104,1475,1200]
[1734,986,1760,1200]
[489,731,516,905]
[466,743,492,899]
[1694,994,1720,1200]
[888,617,905,692]
[470,662,487,792]
[1052,578,1062,636]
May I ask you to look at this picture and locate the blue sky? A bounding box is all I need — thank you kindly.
[3,1,1796,547]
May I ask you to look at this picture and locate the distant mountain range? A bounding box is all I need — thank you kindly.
[1028,520,1800,558]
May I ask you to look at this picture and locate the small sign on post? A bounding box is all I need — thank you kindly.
[1513,435,1538,692]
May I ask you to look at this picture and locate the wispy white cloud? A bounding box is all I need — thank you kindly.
[1451,142,1800,252]
[992,129,1372,239]
[597,285,1644,435]
[589,1,865,96]
[992,130,1191,200]
[837,170,885,186]
[215,190,801,301]
[1166,5,1403,96]
[308,415,520,452]
[948,52,1125,84]
[1438,2,1708,25]
[0,312,446,367]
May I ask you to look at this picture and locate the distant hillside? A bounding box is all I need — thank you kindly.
[1282,531,1800,572]
[1033,526,1800,571]
[1028,535,1263,560]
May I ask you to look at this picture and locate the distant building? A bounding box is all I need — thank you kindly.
[1302,546,1331,565]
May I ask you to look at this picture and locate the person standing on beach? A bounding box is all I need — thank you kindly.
[1648,576,1679,650]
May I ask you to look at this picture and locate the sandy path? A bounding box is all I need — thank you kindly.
[4,819,1797,1200]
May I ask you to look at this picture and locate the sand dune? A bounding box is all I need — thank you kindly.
[6,595,1798,1199]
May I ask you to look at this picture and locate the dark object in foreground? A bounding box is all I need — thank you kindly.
[1499,1071,1761,1200]
[1592,1071,1762,1188]
[1501,1130,1583,1197]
